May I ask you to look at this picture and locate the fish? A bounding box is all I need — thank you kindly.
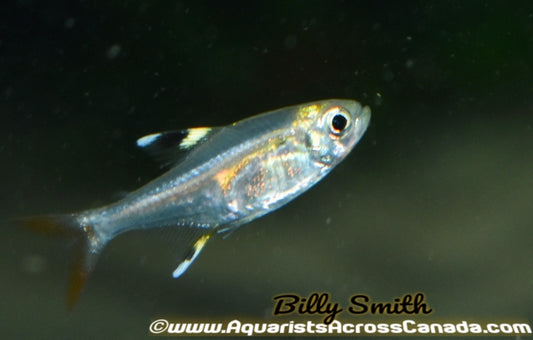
[20,99,371,309]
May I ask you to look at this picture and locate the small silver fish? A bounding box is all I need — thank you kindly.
[22,99,370,308]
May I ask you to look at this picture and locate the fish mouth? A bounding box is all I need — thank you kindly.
[350,101,370,135]
[357,105,371,130]
[340,99,371,127]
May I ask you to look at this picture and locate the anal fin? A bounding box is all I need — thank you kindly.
[172,233,212,278]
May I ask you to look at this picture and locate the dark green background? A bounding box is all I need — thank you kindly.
[1,1,532,339]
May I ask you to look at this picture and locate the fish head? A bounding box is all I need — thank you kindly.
[300,99,371,167]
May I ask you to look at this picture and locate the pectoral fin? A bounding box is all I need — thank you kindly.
[172,233,212,278]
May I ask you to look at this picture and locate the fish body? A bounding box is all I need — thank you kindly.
[23,99,371,307]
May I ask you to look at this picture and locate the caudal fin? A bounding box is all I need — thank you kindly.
[18,214,103,310]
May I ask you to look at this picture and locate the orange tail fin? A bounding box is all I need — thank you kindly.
[18,214,102,310]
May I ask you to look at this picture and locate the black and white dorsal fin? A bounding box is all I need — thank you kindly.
[136,127,217,167]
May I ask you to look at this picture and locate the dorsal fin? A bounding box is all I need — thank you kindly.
[136,127,218,167]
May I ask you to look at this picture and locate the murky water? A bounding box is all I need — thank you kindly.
[1,1,532,339]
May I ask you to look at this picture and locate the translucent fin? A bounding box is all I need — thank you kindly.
[17,215,105,310]
[216,215,255,239]
[172,233,211,278]
[136,127,219,167]
[68,240,99,311]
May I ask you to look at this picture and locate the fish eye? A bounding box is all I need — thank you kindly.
[325,106,351,136]
[332,114,347,132]
[328,110,349,136]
